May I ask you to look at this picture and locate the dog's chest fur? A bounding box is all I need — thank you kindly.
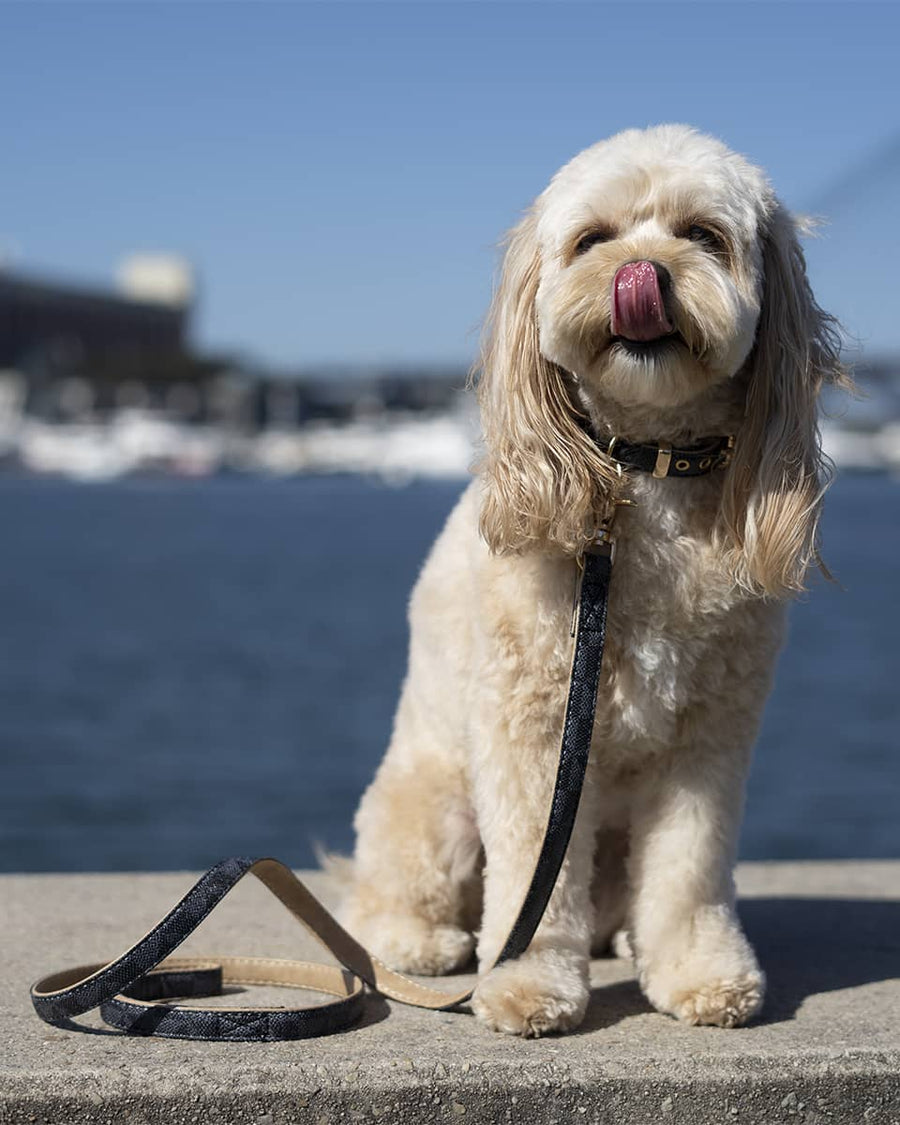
[480,476,781,774]
[597,477,743,756]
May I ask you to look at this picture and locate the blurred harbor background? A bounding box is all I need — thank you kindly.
[1,2,898,872]
[0,247,899,482]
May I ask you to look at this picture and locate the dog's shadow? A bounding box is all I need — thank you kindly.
[577,896,900,1033]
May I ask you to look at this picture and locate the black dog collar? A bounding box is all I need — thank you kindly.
[595,433,734,478]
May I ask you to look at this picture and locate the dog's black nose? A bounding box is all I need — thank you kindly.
[650,261,672,296]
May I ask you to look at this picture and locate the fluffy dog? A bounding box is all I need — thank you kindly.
[339,124,845,1036]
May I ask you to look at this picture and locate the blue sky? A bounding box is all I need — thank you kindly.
[1,2,898,368]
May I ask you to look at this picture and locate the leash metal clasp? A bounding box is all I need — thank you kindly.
[572,491,633,635]
[588,521,617,561]
[586,486,637,563]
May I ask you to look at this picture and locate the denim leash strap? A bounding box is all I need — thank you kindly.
[31,546,613,1041]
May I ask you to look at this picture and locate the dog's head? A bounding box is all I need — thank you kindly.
[476,124,846,597]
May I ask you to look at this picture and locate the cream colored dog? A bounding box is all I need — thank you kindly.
[339,124,845,1036]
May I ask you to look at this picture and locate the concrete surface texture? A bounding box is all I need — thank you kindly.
[1,862,899,1125]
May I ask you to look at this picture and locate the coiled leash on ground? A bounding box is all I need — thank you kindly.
[30,536,615,1041]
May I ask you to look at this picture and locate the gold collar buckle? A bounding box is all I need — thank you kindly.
[652,447,672,478]
[717,435,736,470]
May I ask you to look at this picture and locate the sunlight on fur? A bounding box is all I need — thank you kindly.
[339,124,848,1036]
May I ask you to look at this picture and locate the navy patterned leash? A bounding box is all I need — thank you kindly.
[31,547,613,1041]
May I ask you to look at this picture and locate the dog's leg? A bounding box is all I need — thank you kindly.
[470,746,598,1037]
[627,733,763,1028]
[339,691,481,976]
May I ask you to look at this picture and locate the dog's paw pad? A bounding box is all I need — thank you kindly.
[669,973,764,1028]
[471,954,588,1037]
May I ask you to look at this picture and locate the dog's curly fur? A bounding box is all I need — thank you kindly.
[339,125,847,1036]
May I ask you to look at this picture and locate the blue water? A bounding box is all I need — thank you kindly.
[1,473,897,872]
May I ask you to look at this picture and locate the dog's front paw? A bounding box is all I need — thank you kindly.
[666,973,765,1027]
[642,963,764,1028]
[637,907,765,1027]
[471,950,589,1037]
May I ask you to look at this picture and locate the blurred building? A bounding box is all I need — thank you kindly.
[0,255,468,431]
[0,255,227,419]
[0,256,190,368]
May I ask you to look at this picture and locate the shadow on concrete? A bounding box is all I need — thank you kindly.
[353,991,392,1031]
[579,979,651,1032]
[741,896,900,1023]
[42,1016,123,1038]
[577,896,900,1033]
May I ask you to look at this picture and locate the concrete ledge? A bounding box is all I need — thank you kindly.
[2,863,899,1125]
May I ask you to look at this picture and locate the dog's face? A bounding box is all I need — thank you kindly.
[477,124,846,596]
[533,126,769,409]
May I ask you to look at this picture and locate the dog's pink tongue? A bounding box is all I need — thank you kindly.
[611,261,674,342]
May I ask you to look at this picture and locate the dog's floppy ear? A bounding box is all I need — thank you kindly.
[718,203,848,597]
[474,212,619,555]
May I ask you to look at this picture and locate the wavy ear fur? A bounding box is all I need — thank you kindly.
[718,204,849,597]
[474,213,619,556]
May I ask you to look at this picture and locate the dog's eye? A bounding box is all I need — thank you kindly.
[685,224,726,254]
[574,229,614,256]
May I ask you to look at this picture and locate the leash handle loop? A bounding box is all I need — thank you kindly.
[31,550,613,1040]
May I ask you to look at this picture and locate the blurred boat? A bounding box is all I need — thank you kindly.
[4,404,478,483]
